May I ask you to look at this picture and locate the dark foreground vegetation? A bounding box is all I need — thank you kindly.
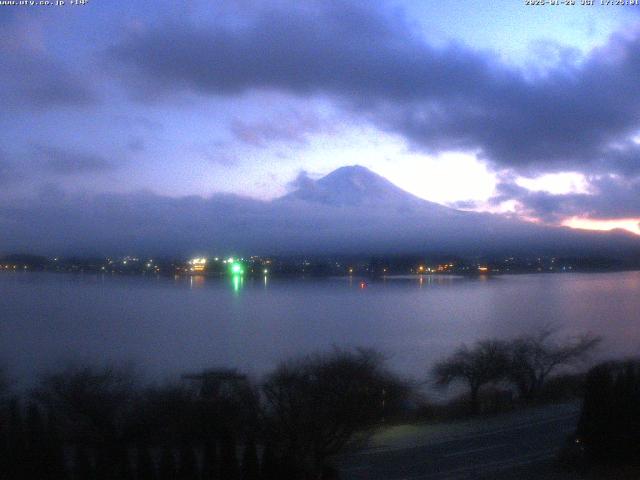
[2,329,635,480]
[432,329,600,415]
[0,349,407,480]
[571,359,640,469]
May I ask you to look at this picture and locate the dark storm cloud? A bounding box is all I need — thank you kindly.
[492,175,640,221]
[111,1,640,176]
[1,50,96,109]
[34,146,115,175]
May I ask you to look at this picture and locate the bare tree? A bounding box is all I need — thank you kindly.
[33,364,138,447]
[433,340,509,414]
[262,348,408,477]
[507,329,601,400]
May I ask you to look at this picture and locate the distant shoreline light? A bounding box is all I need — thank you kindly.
[562,217,640,236]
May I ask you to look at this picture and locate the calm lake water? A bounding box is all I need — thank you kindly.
[1,271,639,389]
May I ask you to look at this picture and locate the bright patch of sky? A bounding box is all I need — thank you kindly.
[224,123,498,205]
[516,172,591,195]
[563,216,640,235]
[397,0,628,66]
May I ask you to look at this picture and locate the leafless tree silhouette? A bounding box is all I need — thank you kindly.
[433,340,510,414]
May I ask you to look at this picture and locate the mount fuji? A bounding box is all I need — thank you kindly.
[2,165,640,257]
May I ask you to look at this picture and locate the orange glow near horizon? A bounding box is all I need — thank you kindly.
[562,217,640,236]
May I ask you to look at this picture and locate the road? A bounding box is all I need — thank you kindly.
[339,402,581,480]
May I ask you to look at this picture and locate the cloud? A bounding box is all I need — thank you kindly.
[0,156,15,186]
[1,168,638,258]
[190,140,239,166]
[34,146,115,175]
[109,1,640,177]
[287,170,316,191]
[230,110,329,147]
[0,149,26,188]
[127,137,145,153]
[0,12,97,109]
[0,50,97,109]
[492,174,640,222]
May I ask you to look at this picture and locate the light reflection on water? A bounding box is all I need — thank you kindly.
[189,275,206,288]
[231,275,244,294]
[1,271,639,388]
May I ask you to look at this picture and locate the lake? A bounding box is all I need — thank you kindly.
[1,271,639,390]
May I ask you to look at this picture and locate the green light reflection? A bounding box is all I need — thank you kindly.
[232,274,244,293]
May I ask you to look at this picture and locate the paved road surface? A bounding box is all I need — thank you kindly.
[340,402,581,480]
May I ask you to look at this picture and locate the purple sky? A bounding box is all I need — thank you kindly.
[2,0,640,238]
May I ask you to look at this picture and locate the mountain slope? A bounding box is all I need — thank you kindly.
[274,165,640,257]
[282,166,442,208]
[2,165,640,257]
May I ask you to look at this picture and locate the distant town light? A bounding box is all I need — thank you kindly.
[230,262,244,275]
[189,257,207,273]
